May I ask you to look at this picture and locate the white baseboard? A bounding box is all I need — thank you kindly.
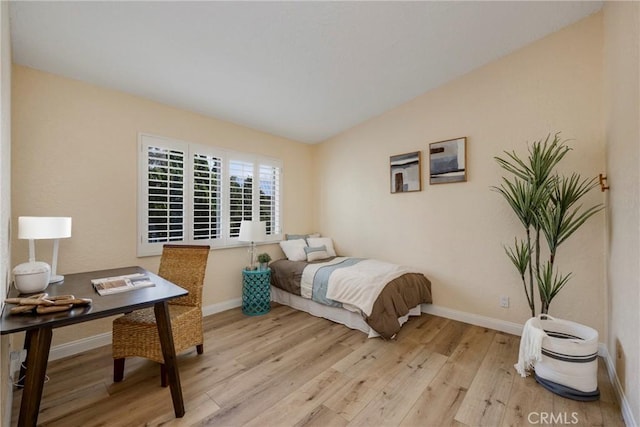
[599,344,637,427]
[48,299,243,361]
[202,298,242,317]
[421,303,524,336]
[49,331,112,361]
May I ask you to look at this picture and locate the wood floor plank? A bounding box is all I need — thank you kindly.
[423,319,471,357]
[399,325,496,427]
[293,405,349,427]
[397,314,450,345]
[235,316,332,368]
[202,326,354,426]
[552,392,603,427]
[162,351,248,401]
[204,309,317,358]
[11,306,625,427]
[347,347,448,426]
[434,325,497,388]
[454,332,519,426]
[499,375,553,427]
[145,392,221,427]
[40,375,173,426]
[323,375,381,422]
[243,368,350,427]
[330,338,389,373]
[206,322,349,406]
[35,382,109,425]
[331,338,428,393]
[401,381,467,427]
[324,333,437,423]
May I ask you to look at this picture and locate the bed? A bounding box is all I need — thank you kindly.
[270,236,432,339]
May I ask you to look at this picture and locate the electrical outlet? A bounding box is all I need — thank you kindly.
[500,295,509,308]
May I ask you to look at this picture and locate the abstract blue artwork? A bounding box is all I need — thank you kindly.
[429,137,467,184]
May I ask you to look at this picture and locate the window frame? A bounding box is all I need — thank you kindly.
[138,133,283,257]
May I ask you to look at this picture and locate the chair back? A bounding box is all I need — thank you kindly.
[158,244,210,307]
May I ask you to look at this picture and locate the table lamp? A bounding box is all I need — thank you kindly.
[238,220,266,271]
[14,217,72,292]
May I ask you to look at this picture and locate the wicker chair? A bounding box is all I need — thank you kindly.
[112,244,210,387]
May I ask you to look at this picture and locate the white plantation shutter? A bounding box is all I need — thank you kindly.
[228,160,254,238]
[139,135,188,255]
[192,152,222,241]
[259,163,281,236]
[147,147,185,242]
[138,133,283,256]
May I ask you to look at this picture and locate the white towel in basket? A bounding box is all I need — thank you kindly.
[515,316,547,377]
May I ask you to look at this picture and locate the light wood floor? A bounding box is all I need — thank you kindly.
[12,304,625,426]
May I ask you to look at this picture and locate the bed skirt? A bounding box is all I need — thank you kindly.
[270,285,421,338]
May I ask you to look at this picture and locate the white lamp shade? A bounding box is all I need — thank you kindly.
[18,217,72,239]
[238,220,266,242]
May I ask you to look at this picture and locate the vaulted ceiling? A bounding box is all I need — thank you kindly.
[9,1,602,143]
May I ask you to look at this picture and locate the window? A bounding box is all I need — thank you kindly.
[138,134,282,256]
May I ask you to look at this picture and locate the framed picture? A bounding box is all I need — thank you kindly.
[390,151,422,193]
[429,137,467,184]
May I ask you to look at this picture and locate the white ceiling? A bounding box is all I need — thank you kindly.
[9,1,602,143]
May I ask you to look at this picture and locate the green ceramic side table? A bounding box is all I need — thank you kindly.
[242,268,271,316]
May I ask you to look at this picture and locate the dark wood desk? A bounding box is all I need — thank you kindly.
[0,266,188,427]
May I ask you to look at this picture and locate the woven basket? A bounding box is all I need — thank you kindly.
[531,315,600,401]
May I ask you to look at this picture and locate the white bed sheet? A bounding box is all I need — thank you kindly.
[270,285,421,338]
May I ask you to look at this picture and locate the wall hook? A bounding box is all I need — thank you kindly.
[599,174,610,192]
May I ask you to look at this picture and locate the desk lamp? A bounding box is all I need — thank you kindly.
[238,220,266,271]
[16,216,72,287]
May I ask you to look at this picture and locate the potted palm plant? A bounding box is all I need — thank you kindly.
[495,133,604,401]
[493,133,603,316]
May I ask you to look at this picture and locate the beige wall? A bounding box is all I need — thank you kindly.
[11,65,315,345]
[604,1,640,424]
[313,14,606,334]
[0,1,11,424]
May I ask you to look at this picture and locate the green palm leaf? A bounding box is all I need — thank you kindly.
[504,239,533,311]
[539,174,604,254]
[493,132,603,315]
[537,262,572,312]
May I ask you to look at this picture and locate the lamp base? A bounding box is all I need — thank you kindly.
[13,261,51,294]
[49,274,64,284]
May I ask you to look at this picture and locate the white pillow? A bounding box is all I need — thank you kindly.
[305,245,329,262]
[279,239,308,261]
[307,237,336,257]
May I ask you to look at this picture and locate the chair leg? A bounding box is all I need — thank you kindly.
[160,363,168,388]
[114,358,125,383]
[196,344,204,355]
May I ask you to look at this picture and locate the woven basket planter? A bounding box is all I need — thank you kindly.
[531,315,600,401]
